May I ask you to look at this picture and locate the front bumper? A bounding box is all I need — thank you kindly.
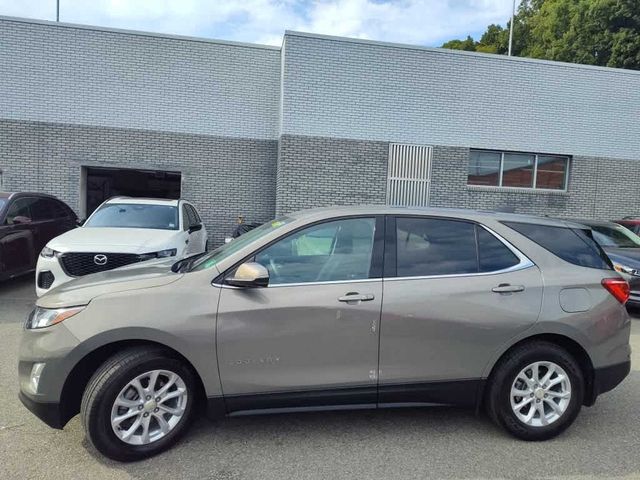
[35,255,72,297]
[18,392,65,429]
[18,321,81,428]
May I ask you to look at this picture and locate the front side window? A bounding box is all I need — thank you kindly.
[255,218,376,285]
[4,198,35,225]
[468,150,569,191]
[85,203,179,230]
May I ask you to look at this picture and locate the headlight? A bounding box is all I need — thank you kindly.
[156,248,177,258]
[25,306,85,329]
[613,263,640,276]
[139,248,177,261]
[40,247,58,258]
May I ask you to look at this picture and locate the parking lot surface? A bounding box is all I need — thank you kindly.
[1,275,639,480]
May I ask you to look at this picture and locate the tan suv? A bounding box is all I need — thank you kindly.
[19,207,631,461]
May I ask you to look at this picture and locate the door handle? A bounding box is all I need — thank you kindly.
[492,284,525,294]
[338,292,375,303]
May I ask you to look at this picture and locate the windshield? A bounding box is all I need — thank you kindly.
[591,225,640,248]
[189,217,294,272]
[85,203,179,230]
[0,199,6,212]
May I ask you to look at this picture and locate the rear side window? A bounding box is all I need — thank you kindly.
[503,222,611,270]
[395,218,521,277]
[396,218,478,276]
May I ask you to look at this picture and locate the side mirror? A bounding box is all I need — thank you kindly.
[225,262,269,288]
[188,224,203,234]
[13,216,32,225]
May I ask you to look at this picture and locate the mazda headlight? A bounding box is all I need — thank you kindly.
[139,248,177,261]
[613,263,640,277]
[40,247,59,258]
[25,306,86,329]
[156,248,177,258]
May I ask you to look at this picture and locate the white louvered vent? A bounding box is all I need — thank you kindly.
[386,144,432,207]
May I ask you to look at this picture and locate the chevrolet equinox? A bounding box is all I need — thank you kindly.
[19,207,632,461]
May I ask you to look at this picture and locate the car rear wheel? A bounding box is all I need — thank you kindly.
[81,347,197,461]
[486,341,584,441]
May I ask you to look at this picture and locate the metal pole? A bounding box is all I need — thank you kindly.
[56,0,59,21]
[508,0,516,56]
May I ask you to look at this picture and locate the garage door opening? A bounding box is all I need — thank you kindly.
[83,167,181,217]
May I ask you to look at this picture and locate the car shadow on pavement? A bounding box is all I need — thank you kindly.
[98,373,640,480]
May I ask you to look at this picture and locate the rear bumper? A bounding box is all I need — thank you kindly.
[19,392,64,429]
[587,360,631,405]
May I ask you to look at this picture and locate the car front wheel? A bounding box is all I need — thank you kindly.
[486,341,584,441]
[81,347,197,461]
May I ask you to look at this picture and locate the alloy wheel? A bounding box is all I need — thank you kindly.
[110,369,188,445]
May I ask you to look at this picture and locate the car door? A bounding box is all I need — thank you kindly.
[30,198,61,258]
[378,215,543,407]
[0,197,37,276]
[216,216,384,411]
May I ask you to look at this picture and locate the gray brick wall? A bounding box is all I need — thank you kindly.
[0,17,281,140]
[276,135,388,215]
[276,136,640,219]
[281,32,640,161]
[0,120,277,246]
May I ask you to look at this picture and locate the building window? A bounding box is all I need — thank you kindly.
[468,150,569,191]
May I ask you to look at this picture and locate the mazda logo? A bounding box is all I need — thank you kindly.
[93,254,108,266]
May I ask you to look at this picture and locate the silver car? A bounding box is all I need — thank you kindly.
[18,207,631,461]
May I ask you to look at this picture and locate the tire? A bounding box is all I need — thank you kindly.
[204,240,209,252]
[81,346,197,461]
[486,341,584,441]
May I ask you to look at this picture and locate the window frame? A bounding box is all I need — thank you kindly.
[216,215,386,288]
[384,215,534,281]
[468,149,570,192]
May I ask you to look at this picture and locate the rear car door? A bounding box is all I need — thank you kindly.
[0,197,37,276]
[216,216,384,410]
[378,215,543,406]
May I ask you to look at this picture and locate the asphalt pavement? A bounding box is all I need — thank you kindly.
[1,274,639,480]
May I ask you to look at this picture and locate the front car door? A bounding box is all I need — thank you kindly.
[378,215,543,407]
[216,216,384,411]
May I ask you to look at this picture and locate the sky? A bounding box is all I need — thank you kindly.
[0,0,515,47]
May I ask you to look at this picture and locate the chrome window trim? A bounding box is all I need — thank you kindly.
[213,277,381,289]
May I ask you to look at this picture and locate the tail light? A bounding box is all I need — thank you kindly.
[601,278,630,304]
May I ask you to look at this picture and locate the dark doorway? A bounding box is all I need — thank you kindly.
[84,167,181,216]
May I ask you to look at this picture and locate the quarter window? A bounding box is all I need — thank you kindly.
[468,150,569,190]
[255,218,376,285]
[504,222,611,270]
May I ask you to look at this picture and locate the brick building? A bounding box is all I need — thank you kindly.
[1,16,639,244]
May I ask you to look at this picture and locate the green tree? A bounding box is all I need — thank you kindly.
[441,0,640,70]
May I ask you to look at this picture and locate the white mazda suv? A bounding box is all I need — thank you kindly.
[35,197,208,296]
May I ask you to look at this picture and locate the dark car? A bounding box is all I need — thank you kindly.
[614,217,640,235]
[567,218,640,307]
[0,192,77,281]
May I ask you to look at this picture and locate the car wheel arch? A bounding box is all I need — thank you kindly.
[58,338,207,428]
[480,332,595,411]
